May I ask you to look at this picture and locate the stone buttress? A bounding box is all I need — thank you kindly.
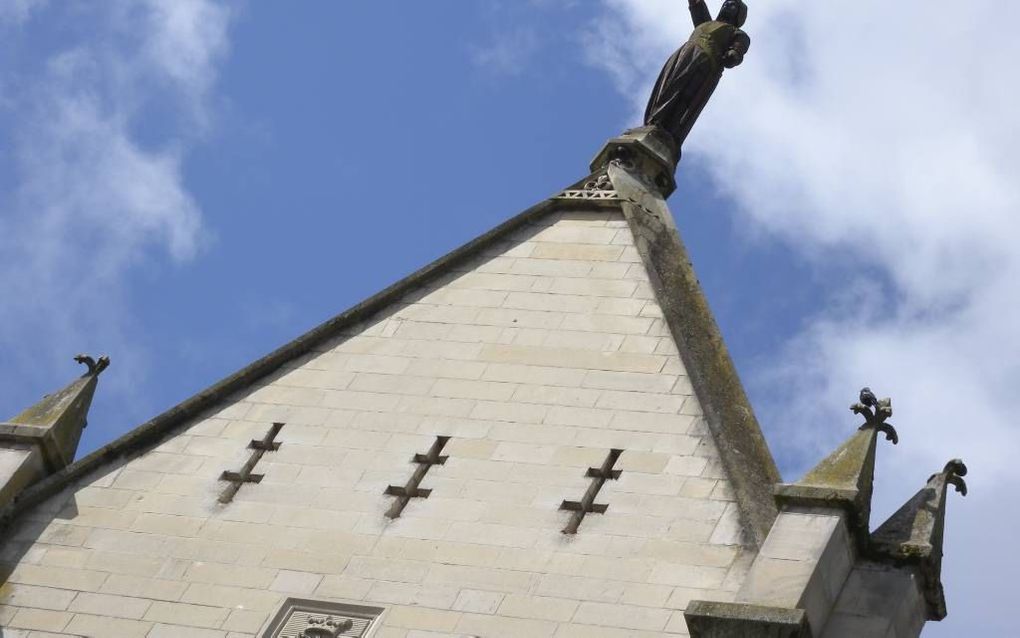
[686,388,966,637]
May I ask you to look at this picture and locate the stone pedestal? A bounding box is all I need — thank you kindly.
[590,125,679,198]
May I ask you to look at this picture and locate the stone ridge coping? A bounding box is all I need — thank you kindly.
[0,178,590,533]
[685,600,810,638]
[611,161,780,547]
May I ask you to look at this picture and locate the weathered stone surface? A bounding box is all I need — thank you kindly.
[591,125,679,197]
[608,146,781,548]
[822,563,927,638]
[868,460,967,621]
[0,357,107,509]
[685,600,810,637]
[774,428,881,549]
[774,389,899,549]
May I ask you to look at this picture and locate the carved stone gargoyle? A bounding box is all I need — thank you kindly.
[74,353,110,376]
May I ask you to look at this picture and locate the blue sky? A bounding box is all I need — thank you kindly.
[2,1,1016,634]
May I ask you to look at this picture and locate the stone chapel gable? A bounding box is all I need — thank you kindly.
[0,19,965,636]
[0,126,966,638]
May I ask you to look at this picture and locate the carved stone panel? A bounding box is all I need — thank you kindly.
[261,598,384,638]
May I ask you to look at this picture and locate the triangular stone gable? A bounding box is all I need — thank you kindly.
[243,206,738,527]
[1,203,760,637]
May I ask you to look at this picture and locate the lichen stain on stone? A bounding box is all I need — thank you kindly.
[616,184,781,547]
[799,429,873,491]
[9,381,85,426]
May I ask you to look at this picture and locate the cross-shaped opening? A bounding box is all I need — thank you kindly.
[384,435,450,519]
[218,422,284,504]
[560,448,623,534]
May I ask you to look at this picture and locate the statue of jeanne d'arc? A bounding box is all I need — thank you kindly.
[644,0,750,148]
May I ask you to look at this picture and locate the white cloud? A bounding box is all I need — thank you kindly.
[0,0,46,25]
[470,26,541,76]
[0,0,231,408]
[135,0,232,124]
[585,1,1020,633]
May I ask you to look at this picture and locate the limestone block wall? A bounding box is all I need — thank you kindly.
[821,564,927,638]
[0,210,751,638]
[735,508,854,634]
[0,446,43,510]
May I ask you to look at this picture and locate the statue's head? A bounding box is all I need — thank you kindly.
[717,0,748,27]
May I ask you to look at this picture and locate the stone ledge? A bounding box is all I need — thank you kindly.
[773,484,859,512]
[685,600,811,638]
[773,483,870,549]
[0,421,70,472]
[0,422,50,443]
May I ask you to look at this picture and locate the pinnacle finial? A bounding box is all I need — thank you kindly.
[74,354,110,376]
[851,386,898,444]
[2,354,108,487]
[870,458,969,620]
[936,459,968,497]
[773,386,902,547]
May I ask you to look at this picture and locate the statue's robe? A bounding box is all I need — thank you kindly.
[644,20,749,147]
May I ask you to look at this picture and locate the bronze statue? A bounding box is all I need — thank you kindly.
[644,0,750,148]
